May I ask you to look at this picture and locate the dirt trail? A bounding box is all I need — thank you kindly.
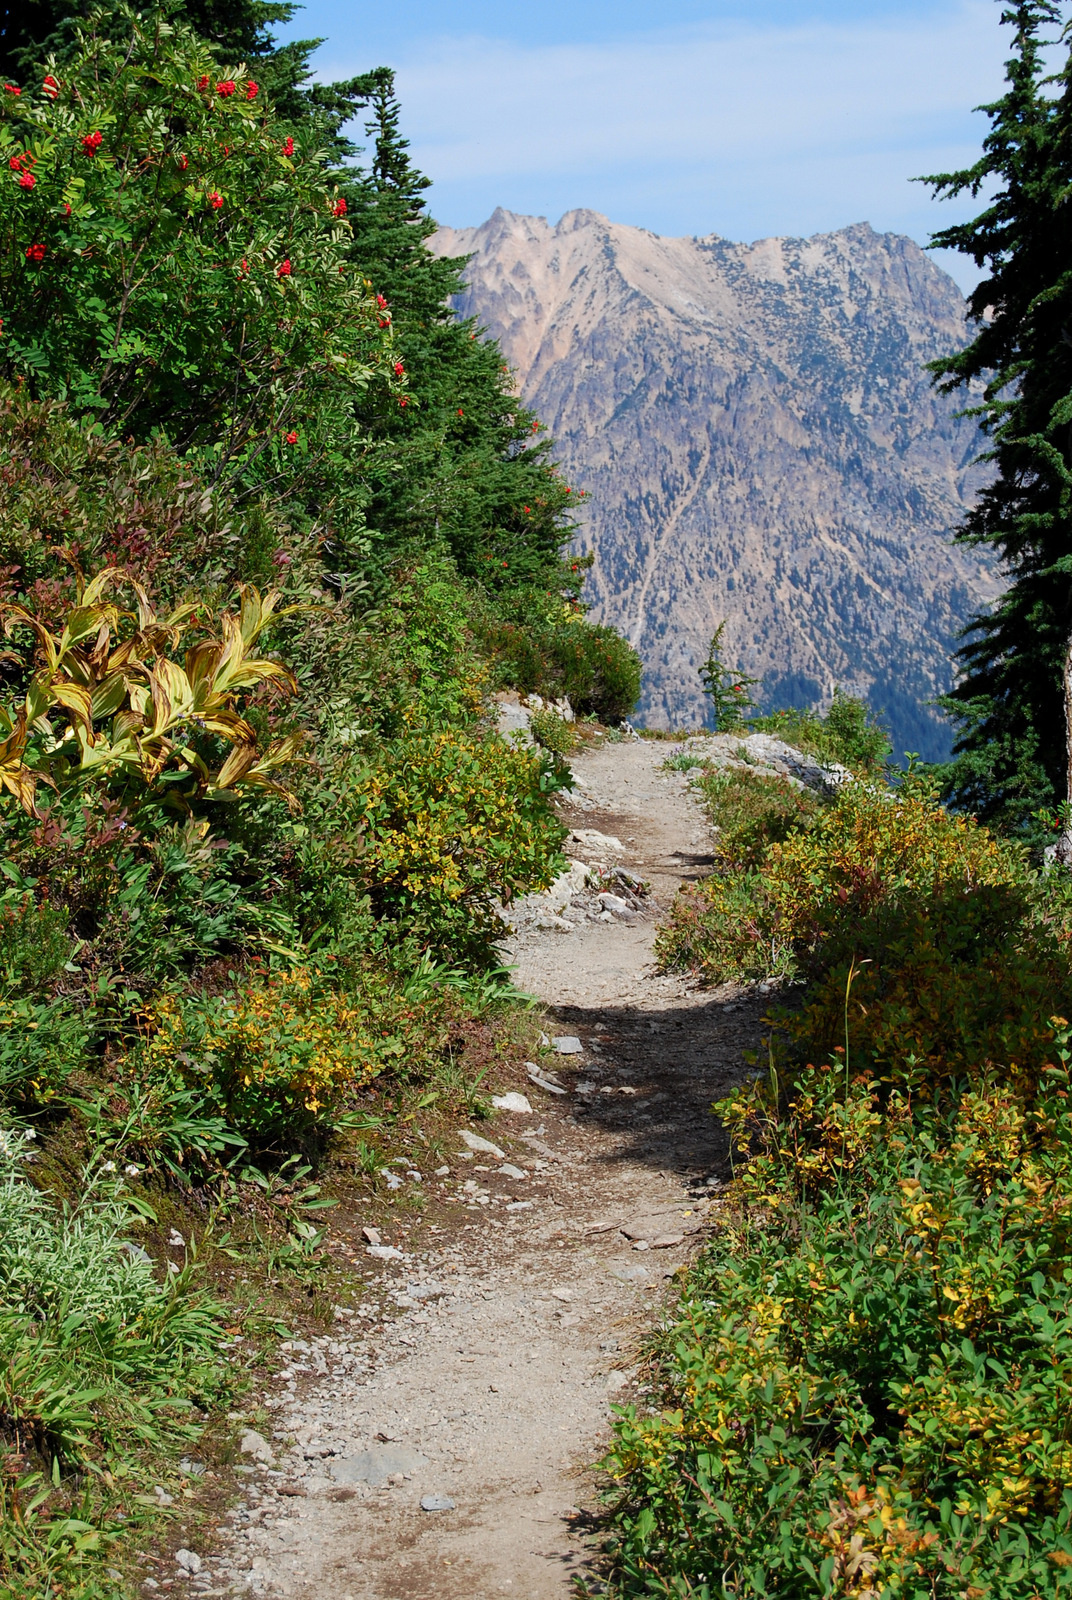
[195,740,762,1600]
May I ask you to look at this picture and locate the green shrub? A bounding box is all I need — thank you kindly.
[605,1064,1072,1599]
[751,688,891,775]
[610,728,1072,1599]
[528,707,576,755]
[657,774,1020,984]
[473,591,641,723]
[350,730,567,957]
[699,765,821,869]
[137,960,459,1144]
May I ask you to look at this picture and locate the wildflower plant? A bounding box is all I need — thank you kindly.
[0,7,401,465]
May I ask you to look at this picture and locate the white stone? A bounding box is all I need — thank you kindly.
[458,1130,506,1159]
[492,1092,532,1113]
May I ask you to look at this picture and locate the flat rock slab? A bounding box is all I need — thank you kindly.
[620,1211,695,1242]
[552,1036,583,1054]
[330,1445,429,1487]
[459,1130,506,1159]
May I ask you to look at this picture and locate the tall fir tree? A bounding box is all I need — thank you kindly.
[338,71,577,590]
[924,0,1072,832]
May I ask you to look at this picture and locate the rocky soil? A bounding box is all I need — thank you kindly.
[167,737,769,1600]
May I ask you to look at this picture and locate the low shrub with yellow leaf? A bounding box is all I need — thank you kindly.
[605,1042,1072,1600]
[607,771,1072,1599]
[356,728,567,955]
[138,962,453,1141]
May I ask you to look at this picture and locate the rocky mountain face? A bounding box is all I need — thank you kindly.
[431,209,1001,757]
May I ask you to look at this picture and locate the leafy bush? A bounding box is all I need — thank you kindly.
[608,738,1072,1599]
[657,775,1019,984]
[139,961,457,1142]
[528,707,576,755]
[751,688,891,776]
[698,765,821,870]
[0,11,389,451]
[605,1062,1072,1599]
[474,595,641,723]
[355,730,567,954]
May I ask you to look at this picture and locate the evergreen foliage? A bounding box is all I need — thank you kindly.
[923,0,1072,832]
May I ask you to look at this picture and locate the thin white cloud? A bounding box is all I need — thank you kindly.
[376,3,1005,178]
[316,1,1013,281]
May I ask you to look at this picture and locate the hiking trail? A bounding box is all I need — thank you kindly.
[193,737,766,1600]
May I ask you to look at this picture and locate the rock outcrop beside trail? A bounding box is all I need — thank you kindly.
[432,209,1001,757]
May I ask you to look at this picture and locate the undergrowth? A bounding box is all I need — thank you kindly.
[605,736,1072,1597]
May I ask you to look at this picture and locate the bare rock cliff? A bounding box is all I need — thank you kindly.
[431,208,1000,756]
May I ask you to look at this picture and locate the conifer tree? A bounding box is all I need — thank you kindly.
[924,0,1072,832]
[338,71,576,589]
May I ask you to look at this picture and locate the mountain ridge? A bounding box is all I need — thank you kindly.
[431,208,1000,755]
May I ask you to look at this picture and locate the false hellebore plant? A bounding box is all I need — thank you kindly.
[0,568,304,813]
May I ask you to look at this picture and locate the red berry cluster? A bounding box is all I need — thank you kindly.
[81,130,102,156]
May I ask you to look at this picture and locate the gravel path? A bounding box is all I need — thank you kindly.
[195,739,762,1600]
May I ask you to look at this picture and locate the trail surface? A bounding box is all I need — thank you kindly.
[194,739,762,1600]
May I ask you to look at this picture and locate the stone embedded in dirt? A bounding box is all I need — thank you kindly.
[331,1445,428,1488]
[552,1036,583,1054]
[367,1244,405,1261]
[651,1233,686,1249]
[239,1430,273,1463]
[621,1211,692,1242]
[458,1130,506,1159]
[421,1494,456,1512]
[361,1226,381,1246]
[175,1549,202,1574]
[492,1092,533,1114]
[526,1065,566,1095]
[550,1288,573,1302]
[568,828,625,857]
[498,1163,528,1179]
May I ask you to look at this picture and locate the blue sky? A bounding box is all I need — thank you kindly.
[280,1,1039,290]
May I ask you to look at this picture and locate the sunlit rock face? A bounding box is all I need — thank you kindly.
[432,209,998,757]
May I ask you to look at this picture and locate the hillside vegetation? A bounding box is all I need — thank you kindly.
[0,6,641,1593]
